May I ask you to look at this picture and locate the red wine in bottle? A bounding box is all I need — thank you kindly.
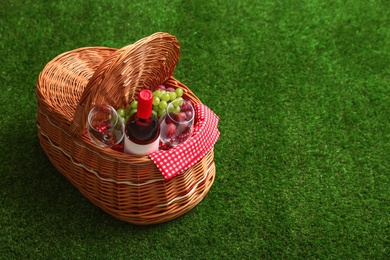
[124,90,160,155]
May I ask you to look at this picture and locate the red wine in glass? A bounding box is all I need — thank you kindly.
[88,104,124,148]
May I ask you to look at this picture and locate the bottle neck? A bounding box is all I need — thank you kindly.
[135,114,152,125]
[137,90,153,119]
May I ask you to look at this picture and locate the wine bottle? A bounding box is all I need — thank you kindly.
[124,89,160,155]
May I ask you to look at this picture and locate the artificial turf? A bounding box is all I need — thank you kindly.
[1,0,389,259]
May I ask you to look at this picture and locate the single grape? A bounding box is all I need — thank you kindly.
[180,100,192,112]
[131,100,138,109]
[156,85,166,91]
[124,106,132,117]
[152,110,158,118]
[161,92,170,102]
[165,114,174,124]
[158,109,166,117]
[173,105,181,114]
[175,87,184,97]
[167,104,176,113]
[166,87,175,92]
[165,123,176,137]
[185,110,193,120]
[169,92,177,101]
[153,105,160,112]
[172,97,184,107]
[159,100,168,110]
[117,108,125,118]
[175,112,187,121]
[130,108,137,116]
[152,96,160,106]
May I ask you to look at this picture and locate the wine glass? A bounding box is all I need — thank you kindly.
[160,100,194,148]
[87,104,124,148]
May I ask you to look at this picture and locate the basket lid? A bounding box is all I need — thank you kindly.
[70,32,181,136]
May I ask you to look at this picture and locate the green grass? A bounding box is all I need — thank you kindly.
[1,0,389,259]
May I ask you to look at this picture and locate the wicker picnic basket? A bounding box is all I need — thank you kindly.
[36,32,216,225]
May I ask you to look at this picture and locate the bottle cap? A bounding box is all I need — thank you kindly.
[137,89,153,119]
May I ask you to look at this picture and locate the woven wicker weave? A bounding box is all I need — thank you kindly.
[36,32,216,225]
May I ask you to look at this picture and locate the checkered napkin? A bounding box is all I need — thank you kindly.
[149,103,220,180]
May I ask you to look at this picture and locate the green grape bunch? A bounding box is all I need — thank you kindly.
[116,86,186,124]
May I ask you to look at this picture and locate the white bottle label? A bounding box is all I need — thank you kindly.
[124,136,160,155]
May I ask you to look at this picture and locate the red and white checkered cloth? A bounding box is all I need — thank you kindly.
[149,103,220,180]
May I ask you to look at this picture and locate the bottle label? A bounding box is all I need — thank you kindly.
[124,136,160,155]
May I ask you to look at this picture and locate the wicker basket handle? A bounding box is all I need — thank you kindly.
[70,32,180,136]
